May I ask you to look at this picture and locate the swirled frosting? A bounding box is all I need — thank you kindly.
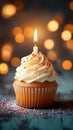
[14,52,57,83]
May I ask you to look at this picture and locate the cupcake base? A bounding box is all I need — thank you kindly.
[13,80,58,108]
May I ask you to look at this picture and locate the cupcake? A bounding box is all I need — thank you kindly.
[13,51,58,108]
[13,29,58,108]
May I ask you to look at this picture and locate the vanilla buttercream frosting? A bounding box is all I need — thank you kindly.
[14,52,57,83]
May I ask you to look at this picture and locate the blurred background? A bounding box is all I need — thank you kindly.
[0,0,73,99]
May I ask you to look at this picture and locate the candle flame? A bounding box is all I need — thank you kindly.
[34,29,38,43]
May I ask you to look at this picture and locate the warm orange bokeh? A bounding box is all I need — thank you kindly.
[24,27,33,38]
[61,30,72,41]
[44,39,54,50]
[15,33,24,43]
[66,39,73,50]
[64,24,73,33]
[1,44,13,61]
[53,14,63,24]
[47,20,59,32]
[47,51,57,61]
[14,0,23,10]
[69,1,73,11]
[2,4,16,18]
[12,26,22,36]
[11,57,20,67]
[0,63,9,74]
[62,60,72,70]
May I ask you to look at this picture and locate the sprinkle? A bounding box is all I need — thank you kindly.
[22,56,28,62]
[0,98,73,118]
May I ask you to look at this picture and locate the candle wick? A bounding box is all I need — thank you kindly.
[34,42,38,46]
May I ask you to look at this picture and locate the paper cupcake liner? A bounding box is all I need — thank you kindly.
[13,85,57,108]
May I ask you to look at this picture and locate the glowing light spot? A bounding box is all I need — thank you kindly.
[15,33,24,44]
[64,24,73,33]
[47,20,59,32]
[12,26,22,36]
[66,39,73,50]
[14,0,23,10]
[53,14,63,24]
[11,57,20,67]
[2,4,16,18]
[44,39,54,50]
[69,1,73,11]
[24,27,34,38]
[61,30,72,41]
[2,50,11,61]
[62,60,72,70]
[47,51,57,61]
[1,44,13,61]
[0,63,9,74]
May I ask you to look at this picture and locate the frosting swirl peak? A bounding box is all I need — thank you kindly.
[14,52,57,83]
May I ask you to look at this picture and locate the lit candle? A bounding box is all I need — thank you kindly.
[33,29,38,54]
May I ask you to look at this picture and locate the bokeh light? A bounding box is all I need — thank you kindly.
[47,51,57,61]
[0,63,9,74]
[24,27,33,38]
[44,39,54,50]
[53,14,63,24]
[11,57,20,67]
[14,0,23,10]
[47,20,59,32]
[12,26,22,36]
[1,44,13,61]
[66,39,73,50]
[15,33,24,44]
[2,4,16,18]
[62,60,72,70]
[61,30,72,41]
[64,24,73,33]
[69,1,73,11]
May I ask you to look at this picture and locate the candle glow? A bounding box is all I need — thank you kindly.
[34,29,38,43]
[33,29,38,54]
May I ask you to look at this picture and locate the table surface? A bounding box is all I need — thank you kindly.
[0,71,73,130]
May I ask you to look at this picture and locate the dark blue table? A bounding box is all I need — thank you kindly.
[0,97,73,130]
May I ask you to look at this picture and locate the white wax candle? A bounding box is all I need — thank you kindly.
[33,45,38,54]
[33,29,38,54]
